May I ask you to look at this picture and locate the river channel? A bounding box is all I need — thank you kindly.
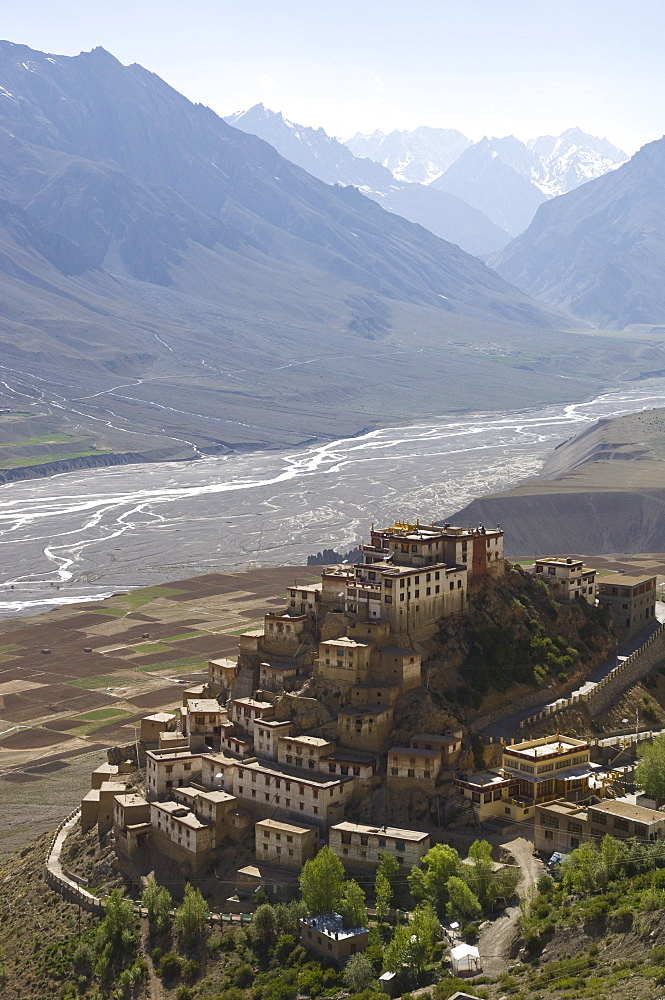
[2,380,665,619]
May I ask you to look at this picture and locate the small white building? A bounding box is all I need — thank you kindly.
[450,943,481,976]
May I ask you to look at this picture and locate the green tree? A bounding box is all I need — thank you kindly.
[408,843,460,917]
[174,884,209,949]
[95,889,138,958]
[460,840,494,910]
[561,841,600,893]
[636,734,665,805]
[142,875,172,935]
[485,865,520,911]
[94,889,138,979]
[375,871,392,921]
[299,847,345,915]
[339,879,367,929]
[252,903,277,948]
[375,851,400,920]
[343,952,375,992]
[384,903,439,981]
[445,876,482,922]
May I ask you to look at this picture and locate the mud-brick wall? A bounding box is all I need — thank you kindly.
[587,628,665,717]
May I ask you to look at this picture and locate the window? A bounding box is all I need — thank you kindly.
[396,842,405,852]
[407,769,415,778]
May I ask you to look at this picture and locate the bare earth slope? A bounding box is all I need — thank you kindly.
[0,41,664,474]
[447,408,665,556]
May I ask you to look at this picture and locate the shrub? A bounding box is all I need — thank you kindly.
[233,962,254,988]
[175,988,194,1000]
[158,951,182,982]
[181,958,200,983]
[273,933,297,964]
[297,965,325,997]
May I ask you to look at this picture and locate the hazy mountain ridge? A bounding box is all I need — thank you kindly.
[226,104,511,255]
[345,125,627,236]
[0,39,596,462]
[345,125,471,183]
[490,136,665,329]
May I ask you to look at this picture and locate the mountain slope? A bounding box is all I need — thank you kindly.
[0,40,651,464]
[432,138,549,235]
[490,137,665,328]
[226,104,511,255]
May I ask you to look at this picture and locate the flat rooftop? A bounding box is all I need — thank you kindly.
[114,793,148,807]
[331,821,428,842]
[389,746,441,759]
[591,798,665,823]
[282,735,333,748]
[240,757,353,788]
[232,697,273,709]
[506,737,587,759]
[188,699,223,713]
[598,574,656,587]
[256,817,317,835]
[300,912,367,939]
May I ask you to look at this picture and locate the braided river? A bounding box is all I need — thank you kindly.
[2,380,665,619]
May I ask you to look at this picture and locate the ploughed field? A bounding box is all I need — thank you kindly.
[0,564,305,855]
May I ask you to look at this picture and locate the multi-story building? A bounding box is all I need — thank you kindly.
[208,657,238,694]
[455,735,599,822]
[329,821,429,869]
[277,735,337,770]
[597,573,657,639]
[145,749,203,800]
[533,557,597,604]
[410,732,463,767]
[387,746,443,791]
[140,712,177,745]
[500,735,596,804]
[361,521,504,577]
[286,583,323,615]
[253,719,293,761]
[255,818,318,869]
[231,757,350,828]
[337,705,395,753]
[230,697,275,734]
[535,797,665,854]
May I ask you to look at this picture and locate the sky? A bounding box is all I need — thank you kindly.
[2,1,664,154]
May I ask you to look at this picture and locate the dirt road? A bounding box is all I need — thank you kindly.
[477,833,543,978]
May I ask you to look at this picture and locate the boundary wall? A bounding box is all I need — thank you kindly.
[520,623,665,728]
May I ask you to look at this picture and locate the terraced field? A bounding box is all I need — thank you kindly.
[0,564,306,854]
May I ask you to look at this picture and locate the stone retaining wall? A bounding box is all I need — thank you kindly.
[520,624,665,728]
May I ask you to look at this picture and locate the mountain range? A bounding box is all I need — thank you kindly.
[226,105,511,256]
[0,39,618,464]
[0,39,661,473]
[492,136,665,328]
[347,125,627,235]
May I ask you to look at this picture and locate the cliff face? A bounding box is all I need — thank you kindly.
[394,566,614,733]
[447,408,665,557]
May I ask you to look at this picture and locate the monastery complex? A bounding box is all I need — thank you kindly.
[77,518,663,932]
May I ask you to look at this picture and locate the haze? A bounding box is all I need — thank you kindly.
[5,0,664,154]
